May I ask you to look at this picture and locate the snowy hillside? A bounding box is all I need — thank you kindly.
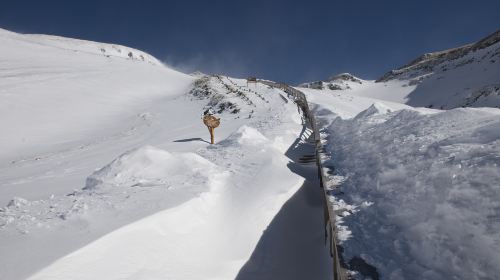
[298,73,364,91]
[0,28,332,280]
[299,30,500,109]
[4,28,162,65]
[0,27,191,166]
[2,24,500,280]
[376,30,500,108]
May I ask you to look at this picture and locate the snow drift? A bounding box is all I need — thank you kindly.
[324,105,500,279]
[27,125,306,280]
[0,26,316,280]
[84,146,217,190]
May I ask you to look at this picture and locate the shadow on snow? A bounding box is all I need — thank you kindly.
[235,125,333,280]
[172,137,210,144]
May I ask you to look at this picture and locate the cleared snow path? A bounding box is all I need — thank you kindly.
[236,126,333,279]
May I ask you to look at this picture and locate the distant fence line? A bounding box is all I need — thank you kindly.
[258,79,347,280]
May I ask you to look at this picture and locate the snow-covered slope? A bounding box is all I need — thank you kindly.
[0,28,331,280]
[3,28,162,64]
[0,27,192,165]
[3,24,499,280]
[298,73,364,91]
[300,30,500,109]
[376,30,500,108]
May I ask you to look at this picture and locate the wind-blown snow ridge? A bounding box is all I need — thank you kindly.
[84,146,217,190]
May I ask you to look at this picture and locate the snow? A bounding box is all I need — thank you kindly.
[84,146,217,190]
[304,86,500,279]
[26,123,310,280]
[220,125,269,146]
[0,30,191,164]
[0,27,332,280]
[300,87,413,121]
[3,24,499,280]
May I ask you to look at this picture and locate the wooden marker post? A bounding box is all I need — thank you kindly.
[203,115,220,144]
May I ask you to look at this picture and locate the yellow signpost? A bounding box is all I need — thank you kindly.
[203,115,220,144]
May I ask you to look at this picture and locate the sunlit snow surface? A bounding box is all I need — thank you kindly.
[0,27,330,280]
[2,25,499,280]
[303,87,500,280]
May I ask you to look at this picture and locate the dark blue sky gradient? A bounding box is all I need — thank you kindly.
[1,0,499,84]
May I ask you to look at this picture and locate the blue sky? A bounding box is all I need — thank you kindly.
[1,0,499,84]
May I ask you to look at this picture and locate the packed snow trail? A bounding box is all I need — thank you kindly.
[236,126,332,279]
[257,80,349,280]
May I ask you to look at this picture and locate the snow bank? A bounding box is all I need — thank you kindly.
[28,125,305,280]
[85,146,216,190]
[324,106,500,279]
[0,26,310,280]
[0,146,219,233]
[353,102,394,121]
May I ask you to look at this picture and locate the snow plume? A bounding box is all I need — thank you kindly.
[325,106,500,279]
[162,52,250,78]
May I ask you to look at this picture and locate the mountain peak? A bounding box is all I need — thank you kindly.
[298,73,364,90]
[377,29,500,82]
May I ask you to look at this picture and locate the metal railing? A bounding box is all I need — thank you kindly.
[258,80,347,280]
